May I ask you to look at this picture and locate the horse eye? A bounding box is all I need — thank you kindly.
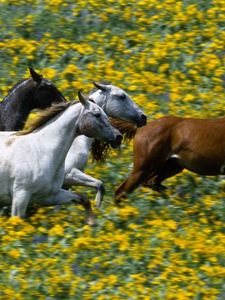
[119,94,126,100]
[95,113,101,118]
[44,82,53,88]
[42,84,51,89]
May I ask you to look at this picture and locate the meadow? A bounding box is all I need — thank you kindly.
[0,0,225,299]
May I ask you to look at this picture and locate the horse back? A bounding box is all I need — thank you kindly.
[135,115,182,143]
[172,117,225,152]
[171,117,225,175]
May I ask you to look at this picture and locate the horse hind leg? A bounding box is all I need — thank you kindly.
[144,157,184,191]
[115,146,170,204]
[0,206,10,216]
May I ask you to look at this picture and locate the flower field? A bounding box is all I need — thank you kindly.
[0,0,225,299]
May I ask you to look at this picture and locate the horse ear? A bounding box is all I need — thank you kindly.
[93,82,110,92]
[29,67,43,83]
[78,90,89,107]
[88,98,96,104]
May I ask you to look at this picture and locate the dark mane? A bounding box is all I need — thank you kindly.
[91,117,137,162]
[16,102,73,136]
[91,140,111,162]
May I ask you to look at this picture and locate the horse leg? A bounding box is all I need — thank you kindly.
[41,189,96,226]
[63,168,105,208]
[0,206,10,216]
[115,169,149,204]
[144,157,184,191]
[115,121,175,204]
[11,190,31,218]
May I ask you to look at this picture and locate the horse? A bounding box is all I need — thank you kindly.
[62,82,147,207]
[0,91,122,225]
[0,67,66,131]
[114,115,225,203]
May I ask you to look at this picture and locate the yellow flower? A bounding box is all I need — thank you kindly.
[8,249,20,259]
[73,236,92,248]
[7,216,24,226]
[159,63,170,73]
[49,224,64,236]
[118,206,139,218]
[42,68,56,80]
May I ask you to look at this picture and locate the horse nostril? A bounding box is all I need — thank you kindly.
[116,134,123,143]
[109,134,122,148]
[141,114,147,125]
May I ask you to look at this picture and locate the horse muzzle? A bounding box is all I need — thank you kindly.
[109,134,123,148]
[137,113,147,127]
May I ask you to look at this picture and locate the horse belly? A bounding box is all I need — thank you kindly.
[172,121,225,176]
[29,168,65,204]
[178,152,225,175]
[0,178,12,206]
[0,155,13,205]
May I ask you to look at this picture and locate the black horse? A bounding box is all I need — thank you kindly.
[0,68,67,131]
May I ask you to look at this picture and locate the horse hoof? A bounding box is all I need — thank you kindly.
[0,206,10,216]
[114,191,126,206]
[114,201,123,207]
[114,196,124,206]
[144,182,167,192]
[152,184,167,192]
[95,200,102,209]
[86,216,97,227]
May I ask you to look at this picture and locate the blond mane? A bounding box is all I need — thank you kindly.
[15,102,74,136]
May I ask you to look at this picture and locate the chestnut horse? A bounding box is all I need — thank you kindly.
[115,115,225,203]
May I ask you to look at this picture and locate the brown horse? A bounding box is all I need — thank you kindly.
[115,115,225,203]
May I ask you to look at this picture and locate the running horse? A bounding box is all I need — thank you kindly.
[115,115,225,203]
[0,67,66,131]
[63,82,147,207]
[0,92,122,225]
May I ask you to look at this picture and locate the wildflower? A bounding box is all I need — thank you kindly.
[49,224,64,236]
[8,249,20,259]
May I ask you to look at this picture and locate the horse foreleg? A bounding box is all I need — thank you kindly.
[11,190,31,218]
[63,168,105,208]
[144,157,184,191]
[114,170,148,205]
[41,189,96,226]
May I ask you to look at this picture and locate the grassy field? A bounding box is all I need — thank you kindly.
[0,0,225,299]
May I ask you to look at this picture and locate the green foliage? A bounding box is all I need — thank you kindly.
[0,0,225,299]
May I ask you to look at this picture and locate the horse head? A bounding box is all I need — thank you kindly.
[77,91,122,148]
[92,82,147,127]
[29,67,67,109]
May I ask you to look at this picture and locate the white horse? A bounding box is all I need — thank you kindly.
[63,82,147,207]
[0,91,122,225]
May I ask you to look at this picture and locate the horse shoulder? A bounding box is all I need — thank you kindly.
[1,135,39,178]
[135,115,179,144]
[133,116,177,168]
[65,136,91,173]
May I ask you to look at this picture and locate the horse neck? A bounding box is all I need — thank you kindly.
[90,90,107,111]
[75,135,94,152]
[34,104,83,168]
[0,79,34,131]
